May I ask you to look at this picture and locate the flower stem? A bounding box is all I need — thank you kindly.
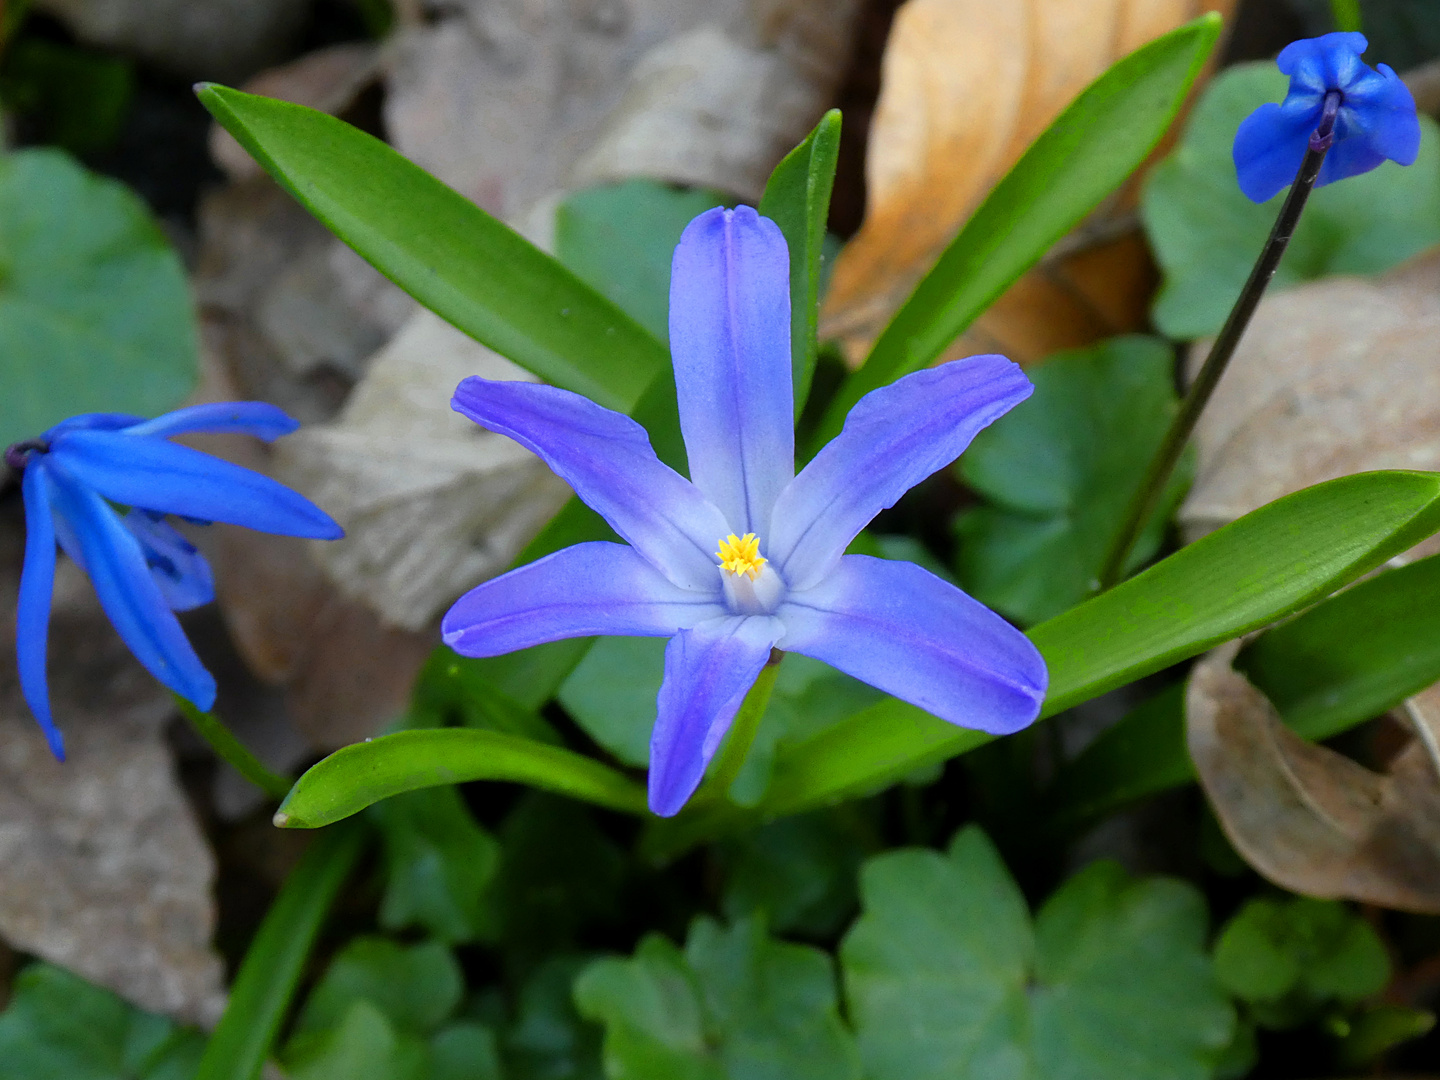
[174,694,293,801]
[1096,95,1340,591]
[704,649,784,802]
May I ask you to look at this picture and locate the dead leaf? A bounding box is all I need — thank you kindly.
[1187,644,1440,914]
[0,510,226,1023]
[1179,248,1440,547]
[820,0,1233,365]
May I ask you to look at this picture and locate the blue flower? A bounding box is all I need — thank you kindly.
[441,206,1047,816]
[7,403,343,758]
[1234,32,1421,203]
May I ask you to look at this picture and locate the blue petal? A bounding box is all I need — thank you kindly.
[17,463,65,759]
[45,430,343,539]
[41,413,145,440]
[769,354,1032,591]
[442,541,725,657]
[1276,32,1368,88]
[778,555,1046,734]
[44,463,216,710]
[669,206,794,536]
[1233,101,1315,203]
[1327,63,1421,175]
[123,402,300,442]
[648,614,783,816]
[123,511,215,612]
[453,377,729,591]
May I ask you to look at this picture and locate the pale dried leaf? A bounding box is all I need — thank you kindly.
[1187,644,1440,914]
[0,515,225,1023]
[821,0,1232,364]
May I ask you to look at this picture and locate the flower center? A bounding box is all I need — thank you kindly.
[716,532,767,581]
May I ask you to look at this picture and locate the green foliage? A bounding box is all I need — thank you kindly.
[841,827,1233,1080]
[719,812,868,937]
[293,939,464,1038]
[575,918,861,1080]
[1145,61,1440,339]
[1213,897,1389,1028]
[813,14,1220,447]
[504,956,605,1080]
[408,647,566,744]
[0,148,197,449]
[1,39,134,154]
[955,336,1191,625]
[0,964,205,1080]
[373,786,501,943]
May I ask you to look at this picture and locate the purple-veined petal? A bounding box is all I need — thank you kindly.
[123,511,215,612]
[44,464,216,710]
[769,354,1032,591]
[1233,101,1316,203]
[123,402,300,442]
[777,555,1045,735]
[648,614,784,817]
[46,430,343,539]
[453,377,729,591]
[668,205,794,536]
[442,541,725,657]
[17,463,65,759]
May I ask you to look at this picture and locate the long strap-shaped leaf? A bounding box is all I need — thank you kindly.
[197,84,668,415]
[809,14,1222,449]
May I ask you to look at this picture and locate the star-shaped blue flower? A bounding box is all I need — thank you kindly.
[8,403,342,758]
[1234,32,1421,204]
[441,206,1047,816]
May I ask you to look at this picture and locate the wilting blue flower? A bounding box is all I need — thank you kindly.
[1234,32,1420,203]
[441,206,1047,816]
[8,403,342,758]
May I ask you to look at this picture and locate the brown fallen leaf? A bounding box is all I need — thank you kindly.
[820,0,1233,366]
[0,511,225,1023]
[1187,644,1440,914]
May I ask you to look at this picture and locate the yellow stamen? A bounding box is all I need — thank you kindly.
[716,533,767,581]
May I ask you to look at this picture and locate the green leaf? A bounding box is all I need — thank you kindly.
[504,956,606,1080]
[1,39,134,154]
[0,148,198,448]
[1335,1004,1436,1067]
[407,646,567,743]
[841,826,1232,1080]
[0,964,205,1080]
[276,728,648,828]
[195,84,668,413]
[284,1001,429,1080]
[197,822,367,1080]
[292,938,463,1038]
[575,918,861,1080]
[759,470,1440,815]
[432,1023,505,1080]
[556,180,729,343]
[372,787,501,944]
[758,109,841,414]
[1145,62,1440,339]
[557,636,667,767]
[955,336,1192,625]
[719,812,868,938]
[811,14,1221,448]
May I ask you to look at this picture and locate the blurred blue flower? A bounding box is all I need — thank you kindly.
[441,206,1047,817]
[7,403,342,758]
[1234,32,1420,203]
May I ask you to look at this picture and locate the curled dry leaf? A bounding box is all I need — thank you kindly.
[1180,249,1440,554]
[1187,644,1440,914]
[0,513,225,1023]
[821,0,1233,365]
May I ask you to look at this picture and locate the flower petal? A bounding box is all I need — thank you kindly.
[648,614,784,817]
[46,430,343,539]
[17,464,64,759]
[44,464,216,710]
[777,555,1046,734]
[668,205,794,536]
[442,541,725,657]
[123,511,215,612]
[123,402,300,442]
[769,354,1032,591]
[40,413,145,440]
[453,377,729,591]
[1233,101,1315,203]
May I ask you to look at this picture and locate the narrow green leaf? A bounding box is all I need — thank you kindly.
[197,822,367,1080]
[811,14,1221,448]
[276,729,648,828]
[759,470,1440,814]
[195,84,668,413]
[759,109,841,414]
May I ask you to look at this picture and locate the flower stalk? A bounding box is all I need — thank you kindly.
[175,694,293,801]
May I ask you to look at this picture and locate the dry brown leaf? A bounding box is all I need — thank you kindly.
[1180,248,1440,547]
[1187,644,1440,914]
[0,513,225,1023]
[821,0,1233,365]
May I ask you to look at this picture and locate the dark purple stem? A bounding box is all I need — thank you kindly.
[4,440,45,473]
